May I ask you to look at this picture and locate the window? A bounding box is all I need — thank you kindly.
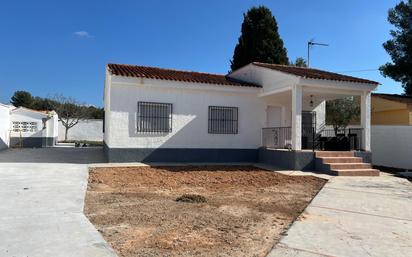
[137,102,172,133]
[12,121,38,132]
[208,106,238,134]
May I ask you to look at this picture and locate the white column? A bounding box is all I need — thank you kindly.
[291,85,302,150]
[360,91,371,151]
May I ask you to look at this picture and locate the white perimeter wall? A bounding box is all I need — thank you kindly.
[0,105,10,149]
[371,125,412,170]
[105,78,265,149]
[58,119,103,141]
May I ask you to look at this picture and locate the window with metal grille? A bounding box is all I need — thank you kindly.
[208,106,238,134]
[137,102,172,133]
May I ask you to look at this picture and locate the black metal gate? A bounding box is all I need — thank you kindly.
[302,111,316,150]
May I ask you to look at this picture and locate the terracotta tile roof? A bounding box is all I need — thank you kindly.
[372,93,412,104]
[252,62,379,85]
[107,63,261,88]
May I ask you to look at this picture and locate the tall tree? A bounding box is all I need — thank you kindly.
[230,6,289,71]
[380,0,412,95]
[10,91,33,108]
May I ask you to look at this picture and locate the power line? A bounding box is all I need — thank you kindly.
[335,68,379,73]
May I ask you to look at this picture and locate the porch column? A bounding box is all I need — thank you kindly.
[291,85,302,150]
[360,91,371,151]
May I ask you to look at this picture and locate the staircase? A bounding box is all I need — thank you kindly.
[315,151,379,176]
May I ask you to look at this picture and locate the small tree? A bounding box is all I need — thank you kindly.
[291,57,307,67]
[230,6,289,71]
[380,0,412,95]
[10,91,33,108]
[326,97,360,135]
[52,95,86,141]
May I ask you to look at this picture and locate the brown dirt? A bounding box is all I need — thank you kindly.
[84,165,326,257]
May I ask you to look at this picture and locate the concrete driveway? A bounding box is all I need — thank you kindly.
[0,148,116,257]
[268,173,412,257]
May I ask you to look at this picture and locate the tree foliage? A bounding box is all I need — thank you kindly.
[230,6,289,71]
[10,91,33,108]
[291,57,307,67]
[9,91,103,119]
[326,98,360,135]
[380,0,412,95]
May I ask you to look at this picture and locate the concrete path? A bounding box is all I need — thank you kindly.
[0,148,116,257]
[268,173,412,257]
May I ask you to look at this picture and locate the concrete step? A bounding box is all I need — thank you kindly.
[315,151,354,158]
[330,169,380,176]
[321,157,363,164]
[327,163,372,170]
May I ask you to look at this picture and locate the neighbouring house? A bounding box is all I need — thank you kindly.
[103,62,379,173]
[370,93,412,170]
[58,119,103,142]
[9,107,59,148]
[372,93,412,125]
[0,103,13,150]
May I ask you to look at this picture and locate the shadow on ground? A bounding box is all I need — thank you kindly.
[0,147,106,164]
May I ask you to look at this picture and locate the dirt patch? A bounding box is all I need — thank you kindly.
[85,165,326,257]
[176,194,207,203]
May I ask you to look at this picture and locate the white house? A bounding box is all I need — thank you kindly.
[9,107,59,148]
[103,62,379,172]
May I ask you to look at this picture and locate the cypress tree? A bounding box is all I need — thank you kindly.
[230,6,289,71]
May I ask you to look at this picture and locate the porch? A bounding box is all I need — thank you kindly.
[259,83,373,152]
[262,126,364,151]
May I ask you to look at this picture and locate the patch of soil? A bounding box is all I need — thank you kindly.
[176,194,207,203]
[85,165,326,257]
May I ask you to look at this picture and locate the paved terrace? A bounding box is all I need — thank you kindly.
[267,171,412,257]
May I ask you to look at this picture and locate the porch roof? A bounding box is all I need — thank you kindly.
[252,62,379,85]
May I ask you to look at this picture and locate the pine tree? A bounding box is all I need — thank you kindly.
[380,0,412,95]
[230,6,289,71]
[10,91,33,108]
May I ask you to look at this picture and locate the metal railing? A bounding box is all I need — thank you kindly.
[315,128,363,151]
[262,127,292,149]
[262,127,364,151]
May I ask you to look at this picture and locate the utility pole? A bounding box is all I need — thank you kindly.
[307,40,328,67]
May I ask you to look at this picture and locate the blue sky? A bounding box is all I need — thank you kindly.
[0,0,403,107]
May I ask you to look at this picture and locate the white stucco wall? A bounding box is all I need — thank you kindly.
[371,125,412,170]
[0,105,11,149]
[59,119,103,141]
[10,108,58,139]
[105,76,265,149]
[10,109,47,138]
[229,64,298,94]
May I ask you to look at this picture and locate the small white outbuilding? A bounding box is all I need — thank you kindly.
[6,106,59,148]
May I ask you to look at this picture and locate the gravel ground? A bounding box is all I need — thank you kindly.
[84,166,326,257]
